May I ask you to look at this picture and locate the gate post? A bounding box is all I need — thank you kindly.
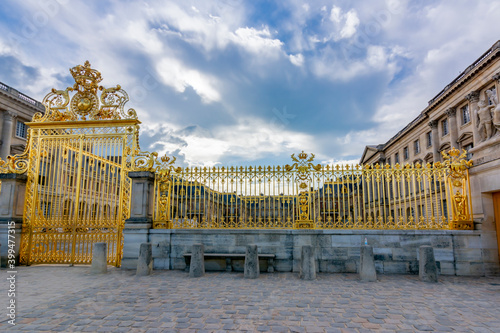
[0,173,27,267]
[122,171,155,269]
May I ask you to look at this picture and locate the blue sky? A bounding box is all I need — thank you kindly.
[1,0,500,166]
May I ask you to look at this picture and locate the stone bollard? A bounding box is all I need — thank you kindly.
[90,242,107,274]
[419,245,438,282]
[360,245,377,282]
[244,244,259,279]
[136,243,153,276]
[189,244,205,278]
[300,245,316,280]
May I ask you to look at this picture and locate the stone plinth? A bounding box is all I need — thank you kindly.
[419,245,438,282]
[137,243,153,276]
[244,244,259,279]
[189,244,205,278]
[146,229,494,276]
[91,242,107,274]
[360,245,377,282]
[300,245,316,280]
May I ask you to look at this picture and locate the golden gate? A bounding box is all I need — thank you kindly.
[0,61,142,266]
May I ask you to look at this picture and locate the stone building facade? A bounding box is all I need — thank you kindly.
[361,40,500,275]
[0,82,45,159]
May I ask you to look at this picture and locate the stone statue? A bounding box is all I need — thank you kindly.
[486,88,500,132]
[476,98,494,141]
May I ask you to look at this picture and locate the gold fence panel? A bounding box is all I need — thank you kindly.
[154,164,299,229]
[152,149,473,230]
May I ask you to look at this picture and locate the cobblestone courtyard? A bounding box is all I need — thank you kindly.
[1,266,500,332]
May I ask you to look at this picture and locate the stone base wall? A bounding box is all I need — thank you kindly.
[146,229,499,276]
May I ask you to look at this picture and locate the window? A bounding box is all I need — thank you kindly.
[386,157,391,165]
[464,143,473,160]
[395,152,399,164]
[461,105,470,125]
[16,120,27,139]
[426,131,432,147]
[414,139,420,154]
[420,205,426,218]
[442,119,449,136]
[403,146,409,160]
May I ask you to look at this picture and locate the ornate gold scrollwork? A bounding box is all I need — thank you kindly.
[441,148,473,230]
[0,138,30,174]
[285,151,321,229]
[151,154,182,229]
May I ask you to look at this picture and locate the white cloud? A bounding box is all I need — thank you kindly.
[289,53,304,67]
[229,27,283,57]
[330,6,342,23]
[156,57,221,104]
[320,158,361,167]
[329,6,360,41]
[311,45,395,81]
[340,10,360,39]
[143,117,316,166]
[150,2,238,51]
[126,21,164,55]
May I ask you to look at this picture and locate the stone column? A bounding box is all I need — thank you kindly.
[0,111,17,159]
[445,107,458,149]
[0,173,27,267]
[466,91,480,146]
[428,120,440,162]
[0,112,4,146]
[122,171,155,269]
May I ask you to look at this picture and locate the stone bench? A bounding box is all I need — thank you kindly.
[183,253,275,273]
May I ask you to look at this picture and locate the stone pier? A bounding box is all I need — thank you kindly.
[91,243,107,274]
[189,244,205,278]
[244,244,259,279]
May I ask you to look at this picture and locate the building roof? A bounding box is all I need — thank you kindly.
[0,81,45,113]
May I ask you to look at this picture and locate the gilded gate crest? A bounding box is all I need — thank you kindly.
[35,60,138,122]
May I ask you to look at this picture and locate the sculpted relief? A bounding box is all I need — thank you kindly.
[476,88,499,142]
[486,88,500,131]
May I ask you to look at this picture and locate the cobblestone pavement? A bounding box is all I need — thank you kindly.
[1,266,500,332]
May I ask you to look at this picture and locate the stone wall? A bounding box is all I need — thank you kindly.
[144,229,498,276]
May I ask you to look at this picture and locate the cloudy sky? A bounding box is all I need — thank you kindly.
[1,0,500,167]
